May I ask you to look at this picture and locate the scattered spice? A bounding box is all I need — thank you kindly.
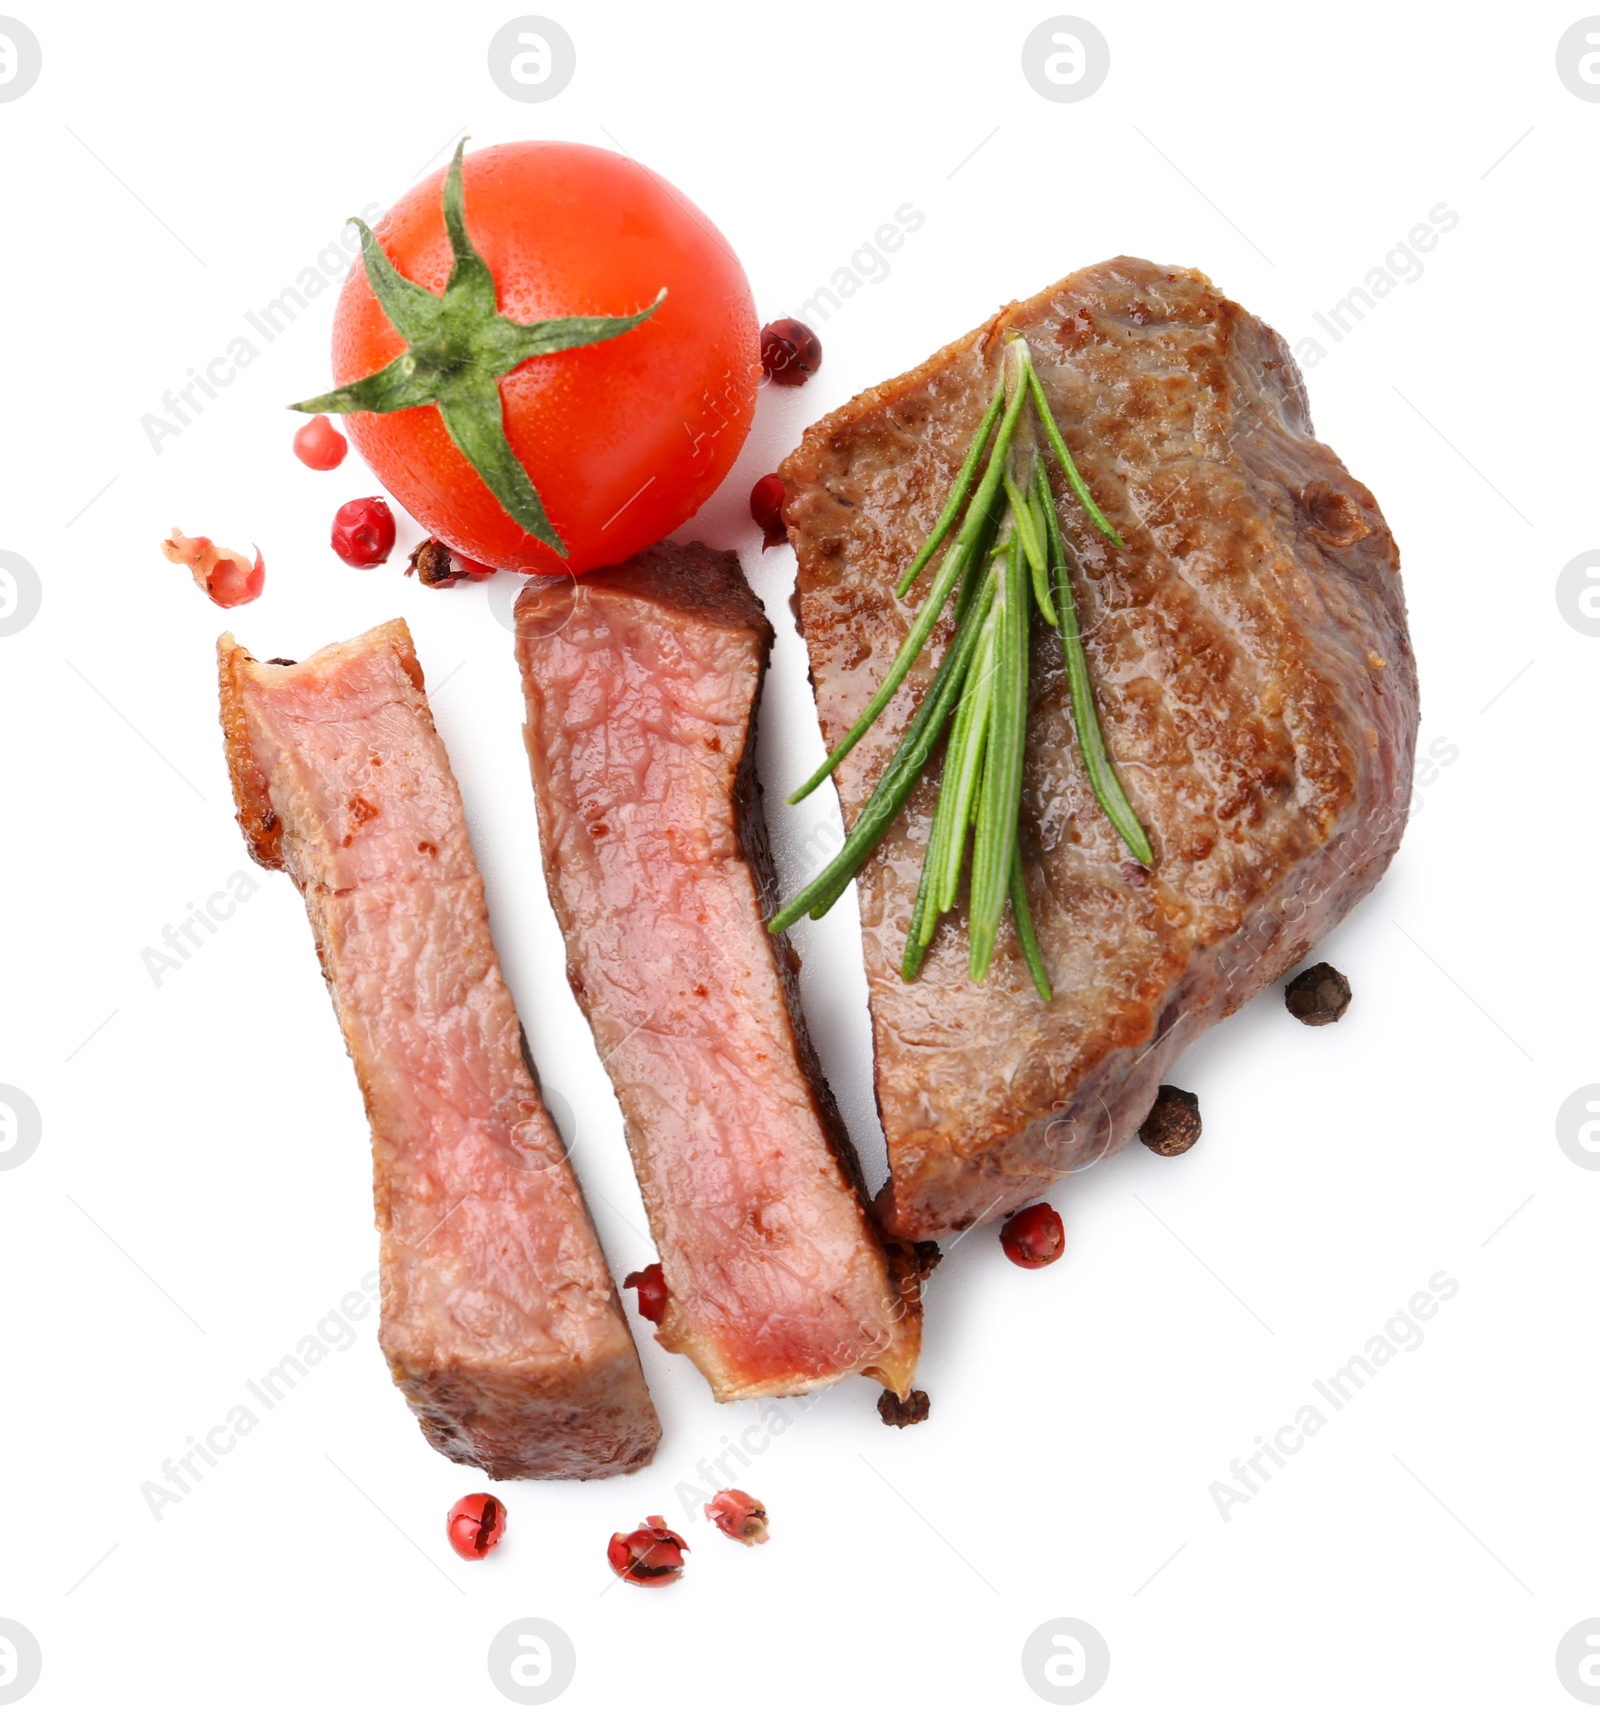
[1139,1084,1202,1155]
[331,497,396,567]
[1000,1201,1064,1267]
[292,413,348,471]
[607,1515,689,1587]
[1285,962,1351,1026]
[877,1387,931,1427]
[446,1492,505,1560]
[624,1263,668,1324]
[705,1489,768,1545]
[408,539,454,587]
[760,318,822,385]
[750,473,787,549]
[406,537,496,588]
[161,529,264,608]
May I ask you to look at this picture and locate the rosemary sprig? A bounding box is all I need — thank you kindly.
[771,333,1149,995]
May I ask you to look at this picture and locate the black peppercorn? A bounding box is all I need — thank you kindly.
[877,1388,930,1428]
[1139,1085,1202,1155]
[1285,962,1351,1025]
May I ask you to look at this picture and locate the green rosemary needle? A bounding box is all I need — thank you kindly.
[922,581,997,938]
[1036,460,1153,867]
[967,533,1029,981]
[894,375,1006,601]
[771,331,1148,995]
[1008,848,1053,1001]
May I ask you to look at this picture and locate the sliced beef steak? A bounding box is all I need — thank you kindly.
[516,543,922,1401]
[780,258,1418,1238]
[219,620,660,1479]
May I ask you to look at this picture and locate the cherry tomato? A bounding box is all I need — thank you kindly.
[330,142,759,576]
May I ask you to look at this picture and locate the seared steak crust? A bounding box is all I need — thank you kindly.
[516,543,922,1400]
[220,620,660,1478]
[780,258,1418,1237]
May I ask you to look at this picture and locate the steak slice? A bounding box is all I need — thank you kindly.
[779,257,1418,1238]
[515,542,922,1401]
[218,619,660,1479]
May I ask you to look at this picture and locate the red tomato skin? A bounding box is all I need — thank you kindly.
[331,143,759,575]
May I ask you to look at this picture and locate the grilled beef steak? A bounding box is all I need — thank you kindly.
[219,620,660,1478]
[780,258,1418,1238]
[516,543,922,1400]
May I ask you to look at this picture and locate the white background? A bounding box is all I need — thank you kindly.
[1,1,1595,1715]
